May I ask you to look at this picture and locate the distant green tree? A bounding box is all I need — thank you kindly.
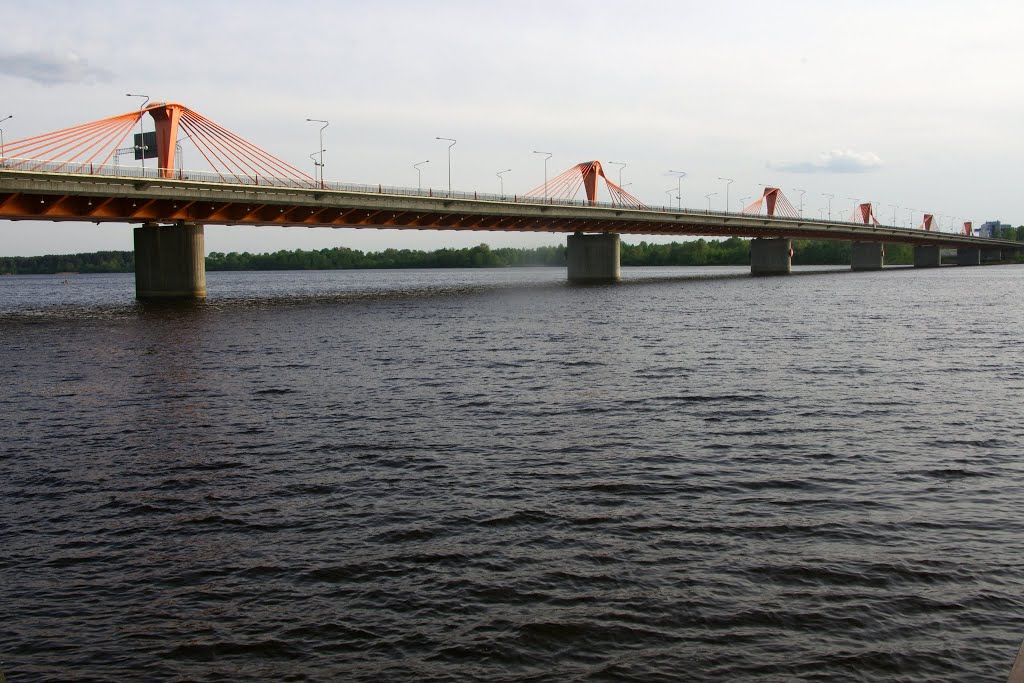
[884,244,912,265]
[4,238,951,274]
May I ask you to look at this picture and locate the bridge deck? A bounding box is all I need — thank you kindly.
[0,169,1019,251]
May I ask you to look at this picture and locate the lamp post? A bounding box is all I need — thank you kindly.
[608,161,626,187]
[175,138,184,175]
[0,114,11,158]
[436,137,456,196]
[126,93,149,174]
[533,151,552,201]
[822,193,834,220]
[739,196,750,213]
[906,207,914,228]
[819,208,826,220]
[413,160,429,191]
[792,187,806,217]
[668,170,686,210]
[496,168,511,196]
[705,192,717,212]
[665,189,676,208]
[717,177,734,213]
[889,205,899,226]
[306,118,329,187]
[309,152,320,178]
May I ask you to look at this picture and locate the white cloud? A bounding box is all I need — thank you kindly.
[769,149,884,174]
[0,50,113,85]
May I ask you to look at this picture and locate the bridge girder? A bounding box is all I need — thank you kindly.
[0,173,1020,254]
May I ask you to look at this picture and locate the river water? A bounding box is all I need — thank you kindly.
[1,265,1023,682]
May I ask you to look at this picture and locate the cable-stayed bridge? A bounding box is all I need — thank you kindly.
[0,102,1018,298]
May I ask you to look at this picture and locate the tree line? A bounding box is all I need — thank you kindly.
[2,233,1021,275]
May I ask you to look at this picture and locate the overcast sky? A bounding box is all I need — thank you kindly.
[2,0,1022,256]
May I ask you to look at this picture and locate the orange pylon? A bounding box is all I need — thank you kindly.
[523,161,644,208]
[742,187,800,218]
[1,102,316,188]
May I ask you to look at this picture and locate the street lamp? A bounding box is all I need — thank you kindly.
[533,151,552,200]
[665,189,676,208]
[126,93,149,174]
[792,187,806,217]
[608,161,626,187]
[822,193,834,220]
[0,114,11,158]
[436,137,456,196]
[906,207,914,228]
[739,196,750,213]
[705,192,717,211]
[717,177,734,213]
[496,168,511,196]
[309,151,320,178]
[818,208,826,220]
[306,118,329,187]
[889,205,900,226]
[413,160,429,191]
[667,170,686,210]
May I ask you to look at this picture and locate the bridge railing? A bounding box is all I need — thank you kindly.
[0,156,973,236]
[0,157,314,189]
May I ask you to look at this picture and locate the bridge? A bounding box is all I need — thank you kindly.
[1,102,1019,299]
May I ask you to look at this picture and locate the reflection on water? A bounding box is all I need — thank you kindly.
[1,265,1023,682]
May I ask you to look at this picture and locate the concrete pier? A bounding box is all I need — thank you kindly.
[750,238,792,275]
[956,247,981,266]
[134,222,206,299]
[851,242,884,271]
[982,248,1004,264]
[913,245,941,268]
[567,232,620,283]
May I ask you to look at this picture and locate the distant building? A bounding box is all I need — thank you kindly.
[978,220,1011,238]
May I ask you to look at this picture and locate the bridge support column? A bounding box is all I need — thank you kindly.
[982,248,1003,264]
[956,247,981,266]
[750,238,791,275]
[851,241,884,271]
[567,232,620,283]
[134,222,206,299]
[913,245,941,268]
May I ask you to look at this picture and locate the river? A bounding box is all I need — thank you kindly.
[1,265,1022,681]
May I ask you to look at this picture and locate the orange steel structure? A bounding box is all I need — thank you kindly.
[523,161,644,207]
[920,214,935,231]
[851,202,881,225]
[964,221,973,236]
[742,187,800,218]
[1,103,315,187]
[2,103,1014,253]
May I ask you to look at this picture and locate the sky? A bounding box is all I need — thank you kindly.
[2,0,1023,256]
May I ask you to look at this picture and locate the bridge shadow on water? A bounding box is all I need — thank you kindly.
[0,266,914,323]
[184,266,866,311]
[610,265,856,287]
